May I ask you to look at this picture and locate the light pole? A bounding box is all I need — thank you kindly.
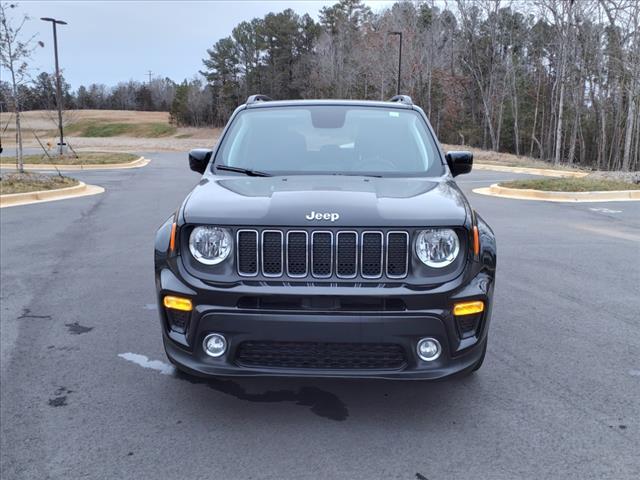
[41,17,67,155]
[387,31,402,95]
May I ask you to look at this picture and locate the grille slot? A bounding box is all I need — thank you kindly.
[238,228,409,280]
[311,231,333,278]
[261,230,283,276]
[237,230,258,276]
[286,231,308,277]
[361,232,383,278]
[386,232,409,278]
[236,341,407,370]
[336,231,357,278]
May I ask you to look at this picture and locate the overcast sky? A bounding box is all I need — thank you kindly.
[4,1,395,89]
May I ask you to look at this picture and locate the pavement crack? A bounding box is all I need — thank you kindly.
[48,386,73,407]
[17,308,52,320]
[65,322,93,335]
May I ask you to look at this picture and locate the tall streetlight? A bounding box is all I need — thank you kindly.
[41,17,67,155]
[387,31,403,95]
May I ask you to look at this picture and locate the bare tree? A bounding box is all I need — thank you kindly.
[0,2,41,172]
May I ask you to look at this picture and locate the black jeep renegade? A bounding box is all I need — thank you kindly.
[154,95,496,380]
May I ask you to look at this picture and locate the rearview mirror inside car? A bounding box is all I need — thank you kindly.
[188,149,213,174]
[445,151,473,177]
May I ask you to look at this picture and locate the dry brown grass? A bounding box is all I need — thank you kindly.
[0,110,221,151]
[3,152,139,165]
[0,172,78,195]
[441,144,588,171]
[501,177,640,191]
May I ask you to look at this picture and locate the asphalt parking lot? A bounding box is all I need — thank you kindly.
[1,153,639,479]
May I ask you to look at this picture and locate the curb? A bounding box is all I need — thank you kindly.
[0,156,149,171]
[0,181,105,208]
[474,163,589,178]
[473,183,640,203]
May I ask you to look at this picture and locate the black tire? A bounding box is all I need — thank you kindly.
[471,338,488,372]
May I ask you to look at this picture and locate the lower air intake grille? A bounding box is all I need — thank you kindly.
[236,341,407,370]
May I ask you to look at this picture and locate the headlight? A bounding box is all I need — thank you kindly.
[415,229,460,268]
[189,226,232,265]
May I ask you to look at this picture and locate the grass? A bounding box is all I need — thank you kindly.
[500,178,640,192]
[1,152,139,165]
[65,120,176,138]
[0,172,78,195]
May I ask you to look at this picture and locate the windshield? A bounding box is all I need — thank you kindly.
[214,106,444,177]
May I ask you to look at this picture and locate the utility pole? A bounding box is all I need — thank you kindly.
[387,31,403,95]
[41,17,67,155]
[147,70,153,84]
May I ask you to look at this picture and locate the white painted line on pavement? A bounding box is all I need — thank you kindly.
[589,207,622,214]
[118,352,174,375]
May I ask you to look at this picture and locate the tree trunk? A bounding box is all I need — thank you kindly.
[621,85,636,171]
[554,64,565,165]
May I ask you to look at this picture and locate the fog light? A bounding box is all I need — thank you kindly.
[203,333,227,358]
[417,338,441,362]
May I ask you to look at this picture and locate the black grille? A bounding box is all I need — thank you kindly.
[166,310,190,333]
[387,232,408,278]
[236,229,409,279]
[336,232,357,277]
[361,232,383,278]
[311,232,332,277]
[262,231,283,276]
[237,230,258,275]
[458,314,481,338]
[236,341,407,370]
[287,231,307,276]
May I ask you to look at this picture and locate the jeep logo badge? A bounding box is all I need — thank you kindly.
[305,211,340,222]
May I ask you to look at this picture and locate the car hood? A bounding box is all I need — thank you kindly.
[183,175,469,227]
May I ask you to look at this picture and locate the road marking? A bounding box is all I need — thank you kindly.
[118,353,174,375]
[571,224,640,242]
[589,207,622,214]
[630,370,640,377]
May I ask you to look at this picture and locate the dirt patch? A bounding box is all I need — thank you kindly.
[0,172,78,195]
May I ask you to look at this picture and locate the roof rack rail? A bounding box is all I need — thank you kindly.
[388,95,413,106]
[246,94,273,105]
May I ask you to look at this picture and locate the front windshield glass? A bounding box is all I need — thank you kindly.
[214,106,444,177]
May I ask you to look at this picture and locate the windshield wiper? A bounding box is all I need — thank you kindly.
[332,172,383,178]
[215,165,271,177]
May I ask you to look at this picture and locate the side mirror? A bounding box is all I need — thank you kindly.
[445,151,473,177]
[188,148,213,174]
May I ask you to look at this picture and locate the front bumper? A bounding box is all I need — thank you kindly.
[157,266,494,380]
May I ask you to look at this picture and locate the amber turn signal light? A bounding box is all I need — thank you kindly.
[169,222,177,252]
[163,295,193,312]
[453,300,484,316]
[472,226,480,256]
